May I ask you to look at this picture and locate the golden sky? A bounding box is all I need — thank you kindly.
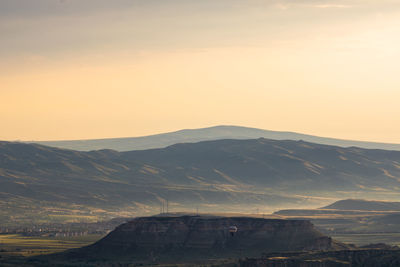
[1,0,400,142]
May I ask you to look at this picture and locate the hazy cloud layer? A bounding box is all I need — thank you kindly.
[2,0,398,59]
[1,0,398,17]
[1,0,400,141]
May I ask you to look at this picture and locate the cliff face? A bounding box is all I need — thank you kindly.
[65,216,344,262]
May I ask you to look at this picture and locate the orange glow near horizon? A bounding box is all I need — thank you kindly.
[1,1,400,142]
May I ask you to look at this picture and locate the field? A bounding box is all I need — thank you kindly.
[0,234,103,257]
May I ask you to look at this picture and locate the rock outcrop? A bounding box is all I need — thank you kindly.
[58,216,345,263]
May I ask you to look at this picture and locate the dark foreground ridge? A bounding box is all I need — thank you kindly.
[37,216,346,265]
[241,248,400,267]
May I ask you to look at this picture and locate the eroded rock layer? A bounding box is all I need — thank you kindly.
[62,216,345,262]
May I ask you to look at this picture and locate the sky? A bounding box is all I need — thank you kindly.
[1,0,400,142]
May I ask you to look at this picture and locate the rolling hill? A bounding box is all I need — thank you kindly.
[274,199,400,235]
[30,125,400,151]
[322,199,400,211]
[2,138,400,225]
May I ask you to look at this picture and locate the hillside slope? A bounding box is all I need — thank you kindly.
[2,138,400,224]
[32,125,400,151]
[322,199,400,211]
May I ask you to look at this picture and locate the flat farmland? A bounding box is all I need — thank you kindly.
[0,234,103,257]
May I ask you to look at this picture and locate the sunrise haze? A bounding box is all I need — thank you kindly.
[1,0,400,142]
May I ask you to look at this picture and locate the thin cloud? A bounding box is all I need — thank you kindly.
[272,1,354,10]
[312,4,353,8]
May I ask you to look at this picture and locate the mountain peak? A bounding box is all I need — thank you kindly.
[28,125,400,152]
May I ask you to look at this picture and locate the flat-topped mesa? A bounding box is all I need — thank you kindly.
[63,216,346,262]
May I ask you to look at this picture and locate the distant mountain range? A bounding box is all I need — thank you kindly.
[2,138,400,225]
[30,125,400,151]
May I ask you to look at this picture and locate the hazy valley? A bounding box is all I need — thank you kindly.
[2,133,400,265]
[3,136,400,227]
[3,0,400,265]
